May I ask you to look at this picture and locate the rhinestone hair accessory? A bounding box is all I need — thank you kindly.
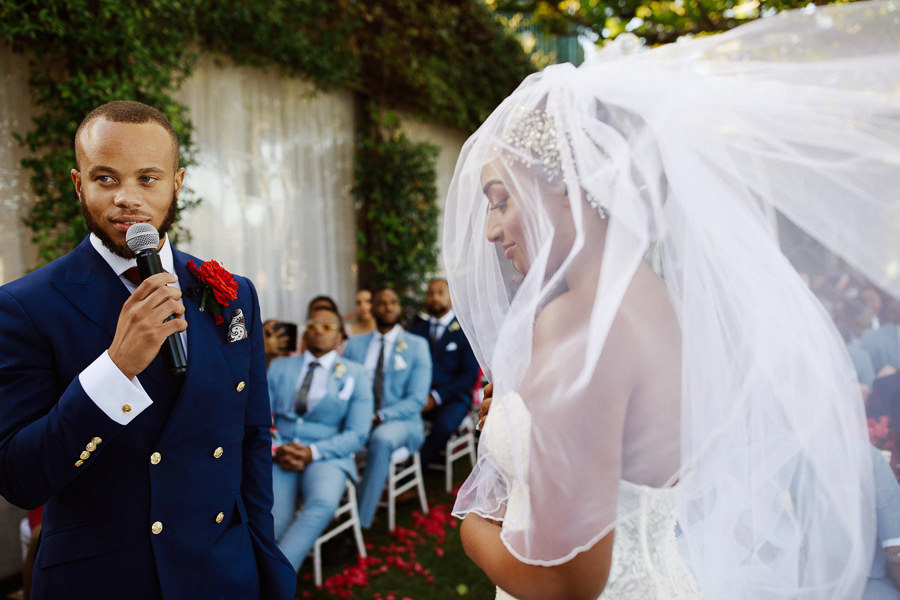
[501,106,608,219]
[501,106,562,180]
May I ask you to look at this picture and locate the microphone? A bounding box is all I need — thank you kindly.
[125,223,188,376]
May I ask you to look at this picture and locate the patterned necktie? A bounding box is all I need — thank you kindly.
[294,361,319,415]
[373,336,385,410]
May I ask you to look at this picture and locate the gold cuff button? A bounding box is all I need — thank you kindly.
[79,451,91,460]
[151,521,163,535]
[74,459,84,467]
[86,442,96,452]
[215,512,225,524]
[213,447,224,459]
[122,404,132,413]
[235,381,246,392]
[150,452,162,465]
[92,437,102,445]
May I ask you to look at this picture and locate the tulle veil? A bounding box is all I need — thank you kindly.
[444,2,900,597]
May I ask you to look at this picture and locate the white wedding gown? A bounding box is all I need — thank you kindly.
[486,393,700,600]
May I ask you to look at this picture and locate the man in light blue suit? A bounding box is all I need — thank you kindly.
[343,288,432,528]
[0,102,295,599]
[268,306,373,571]
[864,445,900,599]
[864,322,900,375]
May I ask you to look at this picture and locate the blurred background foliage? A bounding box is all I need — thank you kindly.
[488,0,851,49]
[0,0,843,276]
[0,0,532,266]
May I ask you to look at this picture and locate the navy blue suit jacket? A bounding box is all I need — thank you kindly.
[0,238,295,599]
[410,316,479,409]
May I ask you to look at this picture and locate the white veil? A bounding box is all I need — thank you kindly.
[445,2,899,597]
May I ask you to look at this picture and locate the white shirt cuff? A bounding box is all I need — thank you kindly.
[310,444,321,461]
[79,351,153,425]
[883,537,900,549]
[431,390,442,406]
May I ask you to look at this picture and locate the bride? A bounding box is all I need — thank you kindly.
[443,2,900,598]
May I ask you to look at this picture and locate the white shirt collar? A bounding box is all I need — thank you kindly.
[303,349,338,371]
[90,232,175,278]
[433,310,455,328]
[375,325,402,345]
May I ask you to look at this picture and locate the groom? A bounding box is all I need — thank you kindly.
[0,101,295,599]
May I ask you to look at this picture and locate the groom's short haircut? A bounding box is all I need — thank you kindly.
[75,100,180,171]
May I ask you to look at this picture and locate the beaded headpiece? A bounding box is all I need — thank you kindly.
[500,106,608,219]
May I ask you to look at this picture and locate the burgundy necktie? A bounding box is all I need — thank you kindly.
[122,267,142,286]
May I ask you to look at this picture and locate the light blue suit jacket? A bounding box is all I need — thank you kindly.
[343,329,432,449]
[863,324,900,374]
[267,355,373,481]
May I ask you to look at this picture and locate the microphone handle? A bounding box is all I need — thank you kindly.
[135,249,188,375]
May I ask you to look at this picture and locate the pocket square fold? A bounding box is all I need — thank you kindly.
[227,309,248,343]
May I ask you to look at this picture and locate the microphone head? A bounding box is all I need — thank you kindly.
[125,223,160,253]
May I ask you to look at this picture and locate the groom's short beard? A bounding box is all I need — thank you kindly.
[79,189,178,259]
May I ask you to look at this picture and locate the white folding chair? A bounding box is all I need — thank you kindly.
[428,413,478,492]
[312,479,366,587]
[379,447,429,531]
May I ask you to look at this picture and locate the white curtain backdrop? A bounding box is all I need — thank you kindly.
[176,55,358,326]
[0,45,38,286]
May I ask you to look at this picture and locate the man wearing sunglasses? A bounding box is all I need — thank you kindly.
[267,306,373,573]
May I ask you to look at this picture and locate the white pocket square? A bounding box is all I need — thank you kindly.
[445,342,458,351]
[394,355,408,371]
[338,378,355,400]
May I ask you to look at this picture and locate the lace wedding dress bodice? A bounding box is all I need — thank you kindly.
[485,393,700,600]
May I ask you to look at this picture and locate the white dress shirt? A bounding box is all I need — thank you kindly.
[363,325,401,418]
[293,349,338,461]
[427,310,455,406]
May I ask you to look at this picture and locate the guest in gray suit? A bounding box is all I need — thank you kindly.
[343,288,432,528]
[268,306,373,571]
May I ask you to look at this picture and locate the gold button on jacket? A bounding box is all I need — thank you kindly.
[92,436,102,445]
[215,512,225,524]
[213,447,224,459]
[150,452,161,465]
[85,441,96,452]
[74,459,84,467]
[151,521,163,535]
[79,451,90,460]
[235,381,246,392]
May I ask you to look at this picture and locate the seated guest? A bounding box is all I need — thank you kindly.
[863,313,900,376]
[343,287,432,529]
[865,445,900,599]
[268,306,373,571]
[410,278,480,467]
[837,299,877,391]
[300,295,346,353]
[861,285,888,331]
[346,288,376,337]
[869,372,900,435]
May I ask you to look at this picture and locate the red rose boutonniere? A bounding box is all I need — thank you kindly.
[186,259,239,325]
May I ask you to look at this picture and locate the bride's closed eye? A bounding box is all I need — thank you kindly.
[488,197,508,212]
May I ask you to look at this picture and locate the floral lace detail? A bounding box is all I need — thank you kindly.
[489,393,700,600]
